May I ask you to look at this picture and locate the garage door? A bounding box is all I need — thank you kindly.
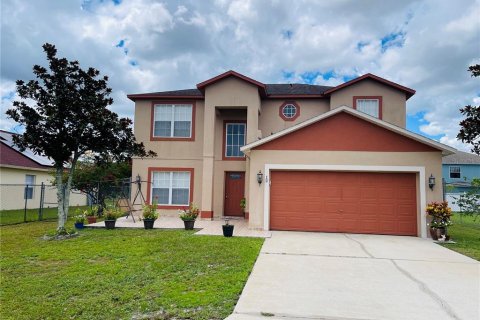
[270,171,417,236]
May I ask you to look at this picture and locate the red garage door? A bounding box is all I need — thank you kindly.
[270,171,417,236]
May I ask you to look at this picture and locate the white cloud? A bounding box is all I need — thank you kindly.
[1,0,479,151]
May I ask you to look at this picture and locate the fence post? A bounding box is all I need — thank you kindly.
[38,182,45,221]
[24,185,28,222]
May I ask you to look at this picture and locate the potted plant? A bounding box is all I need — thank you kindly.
[178,203,199,230]
[73,212,86,229]
[222,218,234,237]
[85,206,99,224]
[240,198,246,213]
[104,206,121,230]
[141,199,158,230]
[426,201,453,241]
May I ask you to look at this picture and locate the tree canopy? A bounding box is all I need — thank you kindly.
[457,64,480,155]
[6,43,155,233]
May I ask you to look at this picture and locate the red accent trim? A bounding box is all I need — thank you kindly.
[147,167,195,209]
[279,101,301,121]
[150,101,196,142]
[254,112,438,152]
[200,211,213,219]
[244,212,249,219]
[324,73,416,100]
[353,96,383,120]
[127,95,204,101]
[222,120,247,161]
[196,70,267,97]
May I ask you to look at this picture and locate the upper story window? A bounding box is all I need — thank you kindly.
[224,122,246,159]
[279,101,300,121]
[353,96,382,119]
[153,104,193,138]
[449,166,461,179]
[24,174,35,199]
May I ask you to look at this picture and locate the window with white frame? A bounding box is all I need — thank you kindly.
[151,171,191,205]
[153,104,192,138]
[225,123,246,158]
[449,166,461,179]
[24,174,35,199]
[356,99,380,118]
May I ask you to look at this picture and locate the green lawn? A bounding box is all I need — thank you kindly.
[0,206,89,225]
[0,221,264,319]
[441,214,480,261]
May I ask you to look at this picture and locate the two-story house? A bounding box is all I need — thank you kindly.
[128,70,455,238]
[442,151,480,211]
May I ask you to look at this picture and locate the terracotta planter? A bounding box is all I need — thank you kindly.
[143,219,155,229]
[183,220,195,230]
[86,216,97,224]
[104,220,116,229]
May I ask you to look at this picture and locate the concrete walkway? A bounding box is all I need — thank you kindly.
[228,231,480,320]
[86,216,271,238]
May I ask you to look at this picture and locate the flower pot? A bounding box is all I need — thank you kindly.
[436,227,446,240]
[87,216,97,224]
[143,219,155,229]
[74,222,85,229]
[183,220,195,230]
[222,224,234,237]
[104,220,116,229]
[429,227,438,240]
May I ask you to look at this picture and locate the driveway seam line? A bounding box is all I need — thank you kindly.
[390,260,462,320]
[261,252,477,264]
[232,311,374,320]
[343,234,374,258]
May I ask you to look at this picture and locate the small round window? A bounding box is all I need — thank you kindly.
[282,104,297,119]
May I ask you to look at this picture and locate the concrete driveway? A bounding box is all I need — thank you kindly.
[227,232,479,320]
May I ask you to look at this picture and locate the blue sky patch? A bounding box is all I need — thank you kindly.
[356,41,369,52]
[281,29,293,40]
[380,31,405,52]
[300,71,321,84]
[112,0,122,5]
[115,39,125,48]
[406,112,443,141]
[282,70,295,80]
[129,60,138,66]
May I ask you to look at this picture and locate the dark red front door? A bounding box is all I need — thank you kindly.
[224,172,245,216]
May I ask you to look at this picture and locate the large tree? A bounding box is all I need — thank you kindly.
[6,43,155,233]
[457,64,480,155]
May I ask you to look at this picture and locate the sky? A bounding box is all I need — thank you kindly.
[1,0,479,151]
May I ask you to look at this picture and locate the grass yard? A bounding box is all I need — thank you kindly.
[0,221,264,319]
[0,206,89,226]
[441,214,480,261]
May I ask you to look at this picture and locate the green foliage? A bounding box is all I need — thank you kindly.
[240,198,246,210]
[0,221,264,319]
[103,206,122,221]
[426,201,453,228]
[454,178,480,221]
[457,64,480,155]
[142,199,158,220]
[441,214,480,261]
[178,203,200,221]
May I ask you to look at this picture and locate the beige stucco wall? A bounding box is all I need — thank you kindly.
[0,166,87,210]
[258,99,330,136]
[246,150,443,237]
[329,79,407,127]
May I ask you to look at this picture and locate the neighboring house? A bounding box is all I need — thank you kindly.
[128,70,455,238]
[0,130,86,210]
[442,151,480,211]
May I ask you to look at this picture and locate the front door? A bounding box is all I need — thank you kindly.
[224,172,245,216]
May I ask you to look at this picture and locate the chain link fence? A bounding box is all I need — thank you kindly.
[0,179,134,225]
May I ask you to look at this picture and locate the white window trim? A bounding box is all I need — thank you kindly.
[25,175,36,199]
[225,122,246,158]
[449,166,461,179]
[262,164,427,238]
[282,104,297,118]
[151,171,190,206]
[153,104,193,138]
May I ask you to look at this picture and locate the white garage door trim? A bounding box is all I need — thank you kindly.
[263,164,427,238]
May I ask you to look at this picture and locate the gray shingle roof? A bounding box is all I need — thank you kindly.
[442,151,480,164]
[129,84,334,98]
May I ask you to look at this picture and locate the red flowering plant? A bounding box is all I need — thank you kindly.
[178,203,199,221]
[426,201,453,229]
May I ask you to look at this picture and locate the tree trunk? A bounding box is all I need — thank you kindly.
[55,167,67,233]
[63,159,77,220]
